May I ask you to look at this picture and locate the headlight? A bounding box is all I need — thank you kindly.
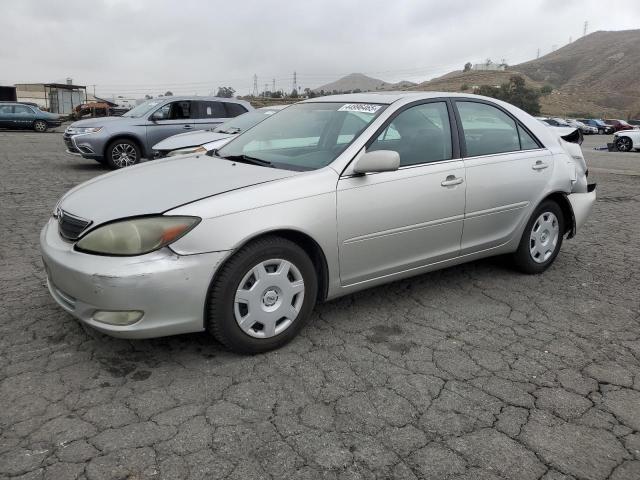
[166,146,208,157]
[76,216,200,256]
[66,126,102,135]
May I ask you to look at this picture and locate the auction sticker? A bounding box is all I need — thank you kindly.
[338,104,382,114]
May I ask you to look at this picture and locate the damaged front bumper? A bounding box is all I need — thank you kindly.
[40,217,228,338]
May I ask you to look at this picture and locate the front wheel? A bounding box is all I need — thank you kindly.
[512,201,564,274]
[615,136,633,152]
[207,236,318,354]
[33,120,48,132]
[106,139,141,169]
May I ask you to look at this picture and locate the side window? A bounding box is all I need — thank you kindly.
[154,101,192,120]
[337,112,368,144]
[457,101,520,157]
[198,101,225,118]
[224,102,248,118]
[518,125,539,150]
[14,105,33,115]
[369,102,452,166]
[0,105,13,114]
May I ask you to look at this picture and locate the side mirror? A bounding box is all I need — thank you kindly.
[353,150,400,174]
[150,111,163,122]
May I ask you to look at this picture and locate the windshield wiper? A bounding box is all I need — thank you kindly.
[218,154,274,168]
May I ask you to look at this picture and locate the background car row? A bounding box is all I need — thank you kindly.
[0,101,61,131]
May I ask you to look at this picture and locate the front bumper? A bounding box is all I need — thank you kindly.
[63,132,105,159]
[40,218,229,338]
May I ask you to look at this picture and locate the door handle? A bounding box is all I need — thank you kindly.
[441,175,464,187]
[183,124,193,130]
[532,160,548,170]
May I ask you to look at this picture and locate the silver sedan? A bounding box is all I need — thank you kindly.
[41,92,596,353]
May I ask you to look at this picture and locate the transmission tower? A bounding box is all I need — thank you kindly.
[292,71,297,94]
[252,74,258,97]
[583,21,588,37]
[272,78,276,93]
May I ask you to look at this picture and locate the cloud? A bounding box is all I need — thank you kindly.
[0,0,638,97]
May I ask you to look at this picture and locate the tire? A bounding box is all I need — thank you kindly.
[106,139,141,169]
[33,120,48,132]
[615,136,633,152]
[512,200,564,274]
[598,128,604,135]
[207,236,318,354]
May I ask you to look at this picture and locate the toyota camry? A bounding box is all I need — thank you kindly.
[41,92,596,353]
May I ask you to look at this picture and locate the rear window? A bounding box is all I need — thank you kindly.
[224,102,248,117]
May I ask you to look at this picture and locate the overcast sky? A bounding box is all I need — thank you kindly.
[1,0,639,98]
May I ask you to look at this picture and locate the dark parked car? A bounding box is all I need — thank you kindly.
[0,102,61,132]
[577,119,613,135]
[63,96,253,169]
[627,119,640,127]
[604,119,634,132]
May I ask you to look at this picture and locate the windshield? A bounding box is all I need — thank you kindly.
[213,110,276,134]
[215,102,386,171]
[122,99,163,118]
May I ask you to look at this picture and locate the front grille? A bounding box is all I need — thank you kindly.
[58,210,92,241]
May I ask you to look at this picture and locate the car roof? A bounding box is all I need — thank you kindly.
[152,96,248,103]
[302,91,498,105]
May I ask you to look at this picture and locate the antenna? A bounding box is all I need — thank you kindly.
[583,21,588,37]
[252,74,258,97]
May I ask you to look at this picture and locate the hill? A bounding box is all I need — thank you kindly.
[314,73,415,93]
[515,29,640,117]
[410,29,640,117]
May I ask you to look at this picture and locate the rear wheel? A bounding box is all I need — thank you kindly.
[106,139,140,169]
[512,200,564,274]
[207,236,318,354]
[598,128,604,135]
[33,120,48,132]
[615,136,633,152]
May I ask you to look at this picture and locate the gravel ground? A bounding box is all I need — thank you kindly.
[1,131,639,480]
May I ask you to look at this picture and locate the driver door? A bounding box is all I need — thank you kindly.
[336,101,466,286]
[146,100,195,148]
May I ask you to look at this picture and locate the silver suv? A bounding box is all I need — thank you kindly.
[63,96,253,169]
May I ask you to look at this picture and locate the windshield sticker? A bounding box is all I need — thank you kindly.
[338,104,382,114]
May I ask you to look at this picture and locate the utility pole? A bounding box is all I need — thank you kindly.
[252,74,258,97]
[292,71,297,94]
[272,78,275,93]
[583,21,588,37]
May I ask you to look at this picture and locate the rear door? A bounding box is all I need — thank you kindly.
[13,105,36,129]
[454,100,552,254]
[146,100,196,148]
[193,100,227,130]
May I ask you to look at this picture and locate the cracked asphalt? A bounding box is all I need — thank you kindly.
[1,131,640,480]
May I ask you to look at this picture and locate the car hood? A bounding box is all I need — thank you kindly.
[153,131,233,151]
[69,116,136,128]
[58,155,298,227]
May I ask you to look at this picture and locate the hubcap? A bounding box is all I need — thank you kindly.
[35,121,46,131]
[112,143,137,168]
[234,259,305,338]
[529,212,559,263]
